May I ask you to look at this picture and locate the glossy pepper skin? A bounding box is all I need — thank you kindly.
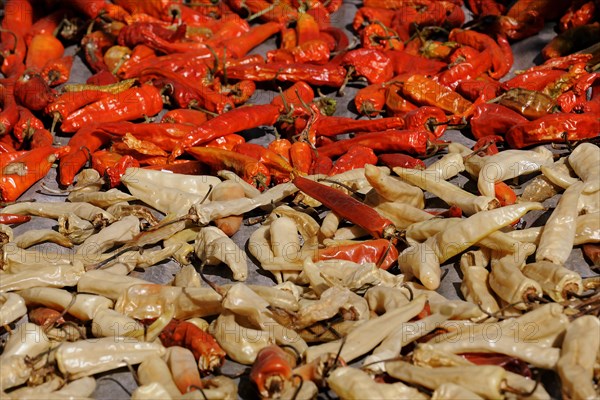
[469,104,528,140]
[506,113,600,149]
[60,85,163,133]
[329,145,378,175]
[342,49,394,84]
[317,130,429,158]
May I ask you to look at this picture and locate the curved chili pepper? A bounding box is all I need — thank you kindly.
[506,113,600,149]
[360,23,404,51]
[143,161,209,175]
[25,34,65,71]
[100,122,196,152]
[268,138,292,161]
[186,146,271,188]
[449,29,511,79]
[469,104,527,140]
[250,345,294,398]
[559,1,596,31]
[403,106,447,139]
[1,145,70,202]
[329,145,377,176]
[353,7,396,31]
[87,70,119,86]
[457,79,502,102]
[317,130,429,158]
[65,0,129,20]
[0,31,27,78]
[0,150,28,167]
[437,50,493,90]
[171,104,281,159]
[271,81,315,113]
[378,153,426,170]
[502,70,565,92]
[0,213,31,225]
[494,182,517,207]
[58,125,109,186]
[466,0,505,17]
[81,31,115,73]
[60,85,163,133]
[293,175,397,239]
[92,150,140,188]
[316,238,399,270]
[289,40,331,65]
[385,82,418,116]
[472,135,503,156]
[310,154,333,175]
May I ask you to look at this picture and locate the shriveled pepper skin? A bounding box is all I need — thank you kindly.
[60,85,163,133]
[506,113,600,149]
[315,239,399,270]
[469,104,528,140]
[318,130,429,158]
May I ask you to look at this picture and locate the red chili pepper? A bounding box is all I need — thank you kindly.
[205,134,246,151]
[14,72,57,111]
[250,345,294,398]
[353,7,396,31]
[143,161,209,175]
[354,82,387,117]
[402,75,472,115]
[59,125,109,186]
[268,138,292,161]
[290,141,314,175]
[556,90,587,113]
[559,1,596,32]
[0,136,18,153]
[225,62,347,87]
[25,34,65,71]
[81,31,115,73]
[0,150,28,167]
[466,0,505,16]
[289,40,331,65]
[403,106,448,139]
[0,213,31,224]
[60,85,163,133]
[378,153,426,170]
[391,2,449,41]
[310,154,333,175]
[45,90,114,124]
[171,104,281,159]
[92,150,140,188]
[293,175,397,239]
[0,31,27,78]
[234,142,294,177]
[140,68,232,113]
[100,122,195,152]
[1,145,70,202]
[0,79,19,136]
[502,70,565,92]
[469,104,528,140]
[315,115,405,137]
[65,0,129,20]
[186,146,271,188]
[541,22,600,60]
[24,9,67,45]
[426,205,463,219]
[271,81,315,113]
[318,130,429,158]
[582,243,600,266]
[29,129,54,150]
[342,49,394,84]
[315,238,399,270]
[437,50,493,90]
[87,70,119,86]
[2,0,33,39]
[583,96,600,114]
[384,50,447,76]
[222,21,282,58]
[456,79,502,102]
[472,135,504,156]
[361,23,404,52]
[13,106,45,143]
[329,145,377,176]
[506,113,600,149]
[494,182,517,206]
[162,109,209,125]
[40,55,73,87]
[529,54,593,72]
[448,29,511,79]
[385,82,418,116]
[498,88,556,120]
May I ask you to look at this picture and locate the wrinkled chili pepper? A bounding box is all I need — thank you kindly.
[559,1,596,31]
[502,70,565,92]
[403,106,448,139]
[329,145,378,176]
[378,153,426,170]
[225,62,347,87]
[25,34,64,71]
[1,145,70,202]
[60,85,163,133]
[448,29,511,79]
[161,109,209,125]
[171,104,281,159]
[310,154,334,175]
[498,88,556,120]
[316,238,399,270]
[457,79,502,102]
[205,134,246,151]
[354,82,387,117]
[506,113,600,149]
[92,150,140,188]
[81,31,115,73]
[385,82,419,116]
[186,146,271,188]
[290,141,314,175]
[469,103,528,140]
[385,50,447,75]
[58,125,109,186]
[268,138,292,162]
[342,49,394,84]
[541,22,600,60]
[29,129,54,150]
[13,106,44,143]
[234,142,294,179]
[41,55,74,87]
[402,74,472,115]
[317,130,429,158]
[14,72,57,111]
[315,115,406,137]
[0,79,20,136]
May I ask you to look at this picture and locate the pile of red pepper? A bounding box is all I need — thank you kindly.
[0,0,599,205]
